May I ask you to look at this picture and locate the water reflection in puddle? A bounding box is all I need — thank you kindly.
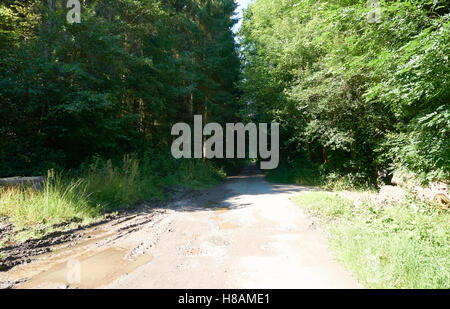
[18,247,153,289]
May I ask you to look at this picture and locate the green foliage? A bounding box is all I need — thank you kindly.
[240,0,449,184]
[266,157,374,190]
[294,192,450,288]
[79,155,161,211]
[266,158,322,186]
[0,0,241,177]
[0,154,226,231]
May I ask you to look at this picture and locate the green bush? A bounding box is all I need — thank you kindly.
[240,0,449,184]
[266,158,322,186]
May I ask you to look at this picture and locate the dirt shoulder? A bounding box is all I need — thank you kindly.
[0,187,196,272]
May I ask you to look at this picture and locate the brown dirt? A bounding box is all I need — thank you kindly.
[1,165,359,289]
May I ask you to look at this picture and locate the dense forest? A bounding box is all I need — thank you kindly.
[1,0,449,184]
[240,0,449,187]
[1,0,449,289]
[0,0,241,177]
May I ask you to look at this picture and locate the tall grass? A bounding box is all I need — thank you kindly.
[161,160,226,190]
[293,192,450,288]
[0,170,96,227]
[81,155,160,211]
[0,154,226,231]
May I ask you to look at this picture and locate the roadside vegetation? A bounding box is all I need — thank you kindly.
[0,1,241,238]
[1,1,241,179]
[1,0,448,288]
[294,192,450,289]
[243,1,449,288]
[265,159,375,191]
[0,154,229,234]
[240,0,449,187]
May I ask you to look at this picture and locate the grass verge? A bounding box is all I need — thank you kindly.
[293,192,450,288]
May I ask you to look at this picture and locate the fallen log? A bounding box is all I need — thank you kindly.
[0,177,45,190]
[433,193,450,210]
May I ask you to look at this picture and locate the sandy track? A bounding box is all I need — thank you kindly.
[1,165,359,289]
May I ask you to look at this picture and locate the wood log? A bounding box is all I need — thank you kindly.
[0,177,45,190]
[434,193,450,210]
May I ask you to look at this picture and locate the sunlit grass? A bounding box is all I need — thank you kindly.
[0,155,226,235]
[0,171,97,228]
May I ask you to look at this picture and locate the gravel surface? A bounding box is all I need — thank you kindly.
[1,165,359,289]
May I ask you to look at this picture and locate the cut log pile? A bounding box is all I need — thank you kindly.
[390,172,449,210]
[0,177,45,190]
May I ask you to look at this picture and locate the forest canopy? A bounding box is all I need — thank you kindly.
[239,0,449,185]
[0,0,241,176]
[1,0,448,186]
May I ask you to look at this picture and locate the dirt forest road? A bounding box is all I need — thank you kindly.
[2,165,359,289]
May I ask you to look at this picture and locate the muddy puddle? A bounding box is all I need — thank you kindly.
[41,231,114,259]
[17,247,153,289]
[187,248,201,256]
[213,208,231,214]
[4,225,153,289]
[209,208,240,230]
[218,223,240,230]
